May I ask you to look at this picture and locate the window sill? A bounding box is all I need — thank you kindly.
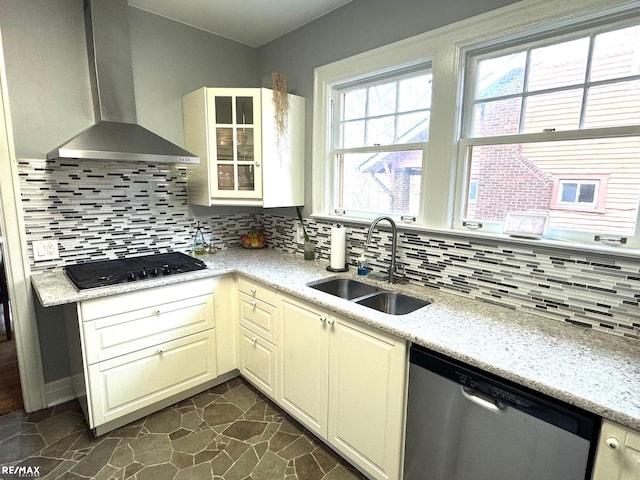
[310,213,640,262]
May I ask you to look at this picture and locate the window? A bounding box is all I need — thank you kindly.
[329,67,431,219]
[459,20,640,241]
[549,174,609,213]
[314,0,640,253]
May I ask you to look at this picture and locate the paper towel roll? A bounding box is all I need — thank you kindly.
[330,224,346,270]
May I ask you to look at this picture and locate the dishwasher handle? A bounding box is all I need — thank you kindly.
[461,385,506,412]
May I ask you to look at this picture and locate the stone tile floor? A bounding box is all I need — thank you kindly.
[0,377,367,480]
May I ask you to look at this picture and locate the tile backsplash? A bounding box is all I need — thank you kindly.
[18,158,253,269]
[259,214,640,341]
[18,157,640,341]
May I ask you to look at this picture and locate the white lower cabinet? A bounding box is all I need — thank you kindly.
[88,329,216,426]
[239,326,278,398]
[66,278,218,434]
[237,277,278,399]
[279,294,406,480]
[592,420,640,480]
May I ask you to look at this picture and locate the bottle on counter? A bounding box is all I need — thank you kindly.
[193,221,206,255]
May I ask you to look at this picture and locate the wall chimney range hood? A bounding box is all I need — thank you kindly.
[47,0,199,164]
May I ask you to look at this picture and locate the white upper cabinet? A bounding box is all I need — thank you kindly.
[183,87,304,207]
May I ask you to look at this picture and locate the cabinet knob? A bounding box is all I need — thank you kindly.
[327,318,335,325]
[157,348,164,355]
[255,162,261,167]
[319,315,327,322]
[251,301,257,308]
[250,288,257,296]
[152,309,161,316]
[252,337,258,345]
[606,437,620,449]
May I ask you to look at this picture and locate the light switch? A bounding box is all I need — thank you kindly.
[33,240,59,261]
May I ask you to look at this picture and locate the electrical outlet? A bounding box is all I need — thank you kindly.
[33,239,59,261]
[296,227,304,244]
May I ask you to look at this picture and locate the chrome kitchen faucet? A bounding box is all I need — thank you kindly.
[365,216,406,284]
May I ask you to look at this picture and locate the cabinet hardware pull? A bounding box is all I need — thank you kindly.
[251,301,257,308]
[250,288,257,296]
[252,337,258,344]
[157,348,164,355]
[606,437,620,449]
[327,318,335,325]
[152,310,161,316]
[319,316,327,322]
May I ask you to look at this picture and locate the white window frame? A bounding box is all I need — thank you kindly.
[312,40,437,226]
[329,66,431,220]
[313,0,640,256]
[454,14,640,247]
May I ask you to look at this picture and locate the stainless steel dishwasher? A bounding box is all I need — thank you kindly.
[404,344,600,480]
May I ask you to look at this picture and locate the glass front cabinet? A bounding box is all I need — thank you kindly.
[183,87,304,207]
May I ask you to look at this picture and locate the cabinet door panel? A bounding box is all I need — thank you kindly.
[206,88,262,200]
[239,293,277,343]
[237,276,276,305]
[83,293,214,364]
[328,317,406,480]
[279,297,329,436]
[239,327,277,399]
[88,329,216,427]
[622,428,640,480]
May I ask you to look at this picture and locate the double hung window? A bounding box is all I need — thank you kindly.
[329,67,431,220]
[459,21,640,244]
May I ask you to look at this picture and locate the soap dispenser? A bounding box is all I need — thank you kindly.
[357,253,368,275]
[193,221,206,255]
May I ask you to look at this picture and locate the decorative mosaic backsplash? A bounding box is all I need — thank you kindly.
[17,157,640,341]
[18,158,254,270]
[258,214,640,341]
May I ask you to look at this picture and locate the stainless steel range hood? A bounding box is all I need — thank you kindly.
[47,0,198,164]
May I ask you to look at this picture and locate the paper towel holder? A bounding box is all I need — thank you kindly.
[328,223,348,272]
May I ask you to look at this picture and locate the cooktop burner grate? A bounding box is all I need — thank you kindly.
[64,252,207,290]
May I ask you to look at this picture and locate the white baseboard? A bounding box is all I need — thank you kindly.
[45,377,76,407]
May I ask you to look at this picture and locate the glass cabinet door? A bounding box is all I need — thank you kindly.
[209,90,262,199]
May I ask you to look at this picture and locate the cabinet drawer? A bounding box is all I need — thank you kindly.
[237,277,276,306]
[79,277,215,321]
[239,293,276,344]
[82,293,214,364]
[239,326,277,399]
[87,329,217,428]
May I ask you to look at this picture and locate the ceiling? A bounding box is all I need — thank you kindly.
[128,0,353,48]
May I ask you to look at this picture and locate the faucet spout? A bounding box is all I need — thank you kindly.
[366,216,400,283]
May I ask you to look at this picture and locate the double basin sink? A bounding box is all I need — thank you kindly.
[306,278,430,315]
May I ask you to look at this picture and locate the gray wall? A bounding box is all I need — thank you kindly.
[257,0,521,207]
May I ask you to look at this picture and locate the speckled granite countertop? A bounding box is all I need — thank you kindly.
[32,248,640,431]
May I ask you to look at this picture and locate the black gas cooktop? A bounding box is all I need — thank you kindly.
[64,252,207,290]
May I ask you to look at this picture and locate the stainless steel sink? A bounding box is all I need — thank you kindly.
[307,278,380,299]
[307,277,430,315]
[355,292,431,315]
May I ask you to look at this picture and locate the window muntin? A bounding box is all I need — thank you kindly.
[336,72,432,148]
[469,24,640,138]
[459,20,640,243]
[331,68,431,218]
